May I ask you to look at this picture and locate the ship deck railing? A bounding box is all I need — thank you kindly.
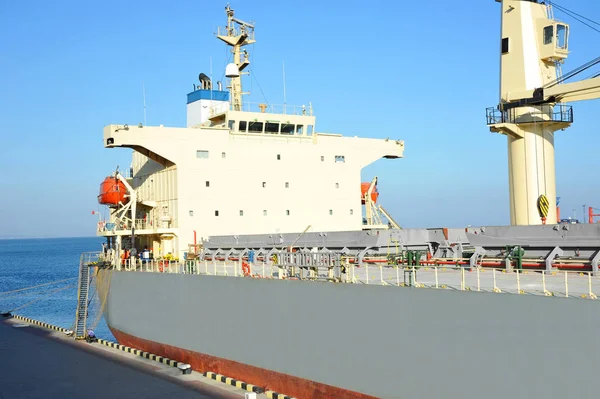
[97,219,156,233]
[112,258,599,300]
[210,101,313,116]
[486,104,573,125]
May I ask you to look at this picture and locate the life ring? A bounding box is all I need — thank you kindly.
[241,261,251,277]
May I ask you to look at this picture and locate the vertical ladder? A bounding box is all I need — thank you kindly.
[74,254,91,340]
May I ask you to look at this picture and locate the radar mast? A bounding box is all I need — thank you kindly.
[216,4,255,111]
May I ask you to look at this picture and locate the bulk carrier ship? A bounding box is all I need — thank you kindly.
[91,2,600,398]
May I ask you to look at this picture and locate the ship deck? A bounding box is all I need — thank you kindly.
[118,259,600,300]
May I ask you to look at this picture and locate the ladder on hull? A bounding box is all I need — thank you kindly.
[74,254,92,340]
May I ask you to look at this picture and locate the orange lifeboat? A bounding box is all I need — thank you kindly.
[361,182,379,204]
[98,177,128,206]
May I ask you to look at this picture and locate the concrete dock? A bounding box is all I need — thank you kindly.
[0,317,265,399]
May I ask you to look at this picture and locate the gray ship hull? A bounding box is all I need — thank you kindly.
[101,269,599,399]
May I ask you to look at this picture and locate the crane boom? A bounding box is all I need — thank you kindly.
[506,76,600,105]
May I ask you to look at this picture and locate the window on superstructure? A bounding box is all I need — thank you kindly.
[281,123,294,135]
[196,150,209,159]
[335,183,339,188]
[320,156,324,162]
[262,181,266,188]
[296,125,304,135]
[239,210,244,216]
[335,155,345,163]
[215,210,219,216]
[248,121,263,133]
[543,26,554,45]
[557,24,568,49]
[350,209,354,215]
[263,210,267,216]
[222,152,226,158]
[501,37,509,54]
[228,120,236,130]
[286,210,290,216]
[329,209,333,215]
[307,125,314,135]
[239,121,247,132]
[265,122,279,134]
[206,181,210,187]
[285,182,289,188]
[277,154,281,160]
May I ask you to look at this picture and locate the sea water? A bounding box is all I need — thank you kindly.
[0,237,115,340]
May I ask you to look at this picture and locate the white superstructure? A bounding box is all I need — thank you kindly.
[98,5,404,259]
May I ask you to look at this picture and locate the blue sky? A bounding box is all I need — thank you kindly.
[1,0,600,238]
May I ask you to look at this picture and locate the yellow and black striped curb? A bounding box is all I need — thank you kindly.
[265,390,297,399]
[10,314,71,334]
[96,338,182,368]
[204,371,263,394]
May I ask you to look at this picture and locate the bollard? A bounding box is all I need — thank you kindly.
[178,363,192,375]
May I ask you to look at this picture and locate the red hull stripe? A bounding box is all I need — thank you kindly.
[110,327,379,399]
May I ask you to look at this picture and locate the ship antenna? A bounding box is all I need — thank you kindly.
[283,61,287,114]
[211,56,215,102]
[142,81,147,126]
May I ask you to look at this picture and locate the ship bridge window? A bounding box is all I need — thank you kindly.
[281,123,294,135]
[239,121,247,132]
[557,24,568,49]
[228,120,236,130]
[265,122,279,134]
[307,125,314,135]
[544,25,553,45]
[335,155,345,163]
[296,125,304,135]
[196,150,209,159]
[248,121,263,133]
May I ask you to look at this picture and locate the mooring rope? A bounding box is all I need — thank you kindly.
[88,269,112,331]
[0,277,77,297]
[7,284,76,313]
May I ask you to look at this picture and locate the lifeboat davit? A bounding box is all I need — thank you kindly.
[98,177,128,206]
[361,182,379,204]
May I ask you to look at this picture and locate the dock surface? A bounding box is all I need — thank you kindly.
[0,317,256,399]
